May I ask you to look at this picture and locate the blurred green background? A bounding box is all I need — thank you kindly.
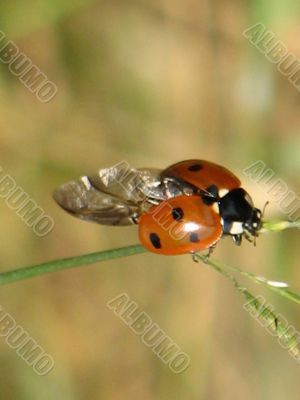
[0,0,299,399]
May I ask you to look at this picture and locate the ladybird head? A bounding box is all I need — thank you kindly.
[244,206,262,236]
[218,188,262,243]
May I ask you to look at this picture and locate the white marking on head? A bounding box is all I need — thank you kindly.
[229,221,244,235]
[219,188,229,198]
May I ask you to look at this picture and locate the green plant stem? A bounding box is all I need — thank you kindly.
[0,244,147,286]
[2,235,298,354]
[196,254,300,304]
[262,220,300,232]
[0,219,298,287]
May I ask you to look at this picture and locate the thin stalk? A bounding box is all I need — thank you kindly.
[0,244,146,286]
[0,219,298,288]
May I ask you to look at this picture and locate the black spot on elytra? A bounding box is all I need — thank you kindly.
[206,185,219,198]
[149,233,161,249]
[172,207,184,221]
[189,232,200,242]
[188,163,203,172]
[201,184,219,205]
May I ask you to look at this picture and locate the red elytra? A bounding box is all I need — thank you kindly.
[160,159,241,194]
[138,195,222,255]
[159,159,262,246]
[53,158,263,256]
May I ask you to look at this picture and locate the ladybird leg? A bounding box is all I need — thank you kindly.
[203,244,216,263]
[253,235,257,247]
[191,252,199,263]
[232,234,242,246]
[243,231,255,245]
[191,244,216,263]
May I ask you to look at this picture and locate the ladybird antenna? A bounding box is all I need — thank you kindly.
[262,201,269,219]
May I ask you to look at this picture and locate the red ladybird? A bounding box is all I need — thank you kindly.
[138,195,222,255]
[160,160,262,246]
[53,159,262,255]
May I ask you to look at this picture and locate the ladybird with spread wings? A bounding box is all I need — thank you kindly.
[53,160,262,255]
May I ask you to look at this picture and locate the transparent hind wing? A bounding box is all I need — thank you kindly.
[53,163,164,226]
[89,163,164,203]
[53,178,141,225]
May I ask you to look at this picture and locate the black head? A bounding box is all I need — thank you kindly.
[219,188,262,243]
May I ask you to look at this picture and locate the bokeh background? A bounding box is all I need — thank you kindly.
[0,0,299,399]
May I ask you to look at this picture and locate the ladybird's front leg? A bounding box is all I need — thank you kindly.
[243,231,256,245]
[232,234,242,246]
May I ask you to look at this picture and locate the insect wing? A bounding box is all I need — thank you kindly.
[53,177,139,225]
[89,164,164,203]
[53,164,164,226]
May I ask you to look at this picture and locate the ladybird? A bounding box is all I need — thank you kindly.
[53,159,262,255]
[160,160,262,245]
[138,195,222,255]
